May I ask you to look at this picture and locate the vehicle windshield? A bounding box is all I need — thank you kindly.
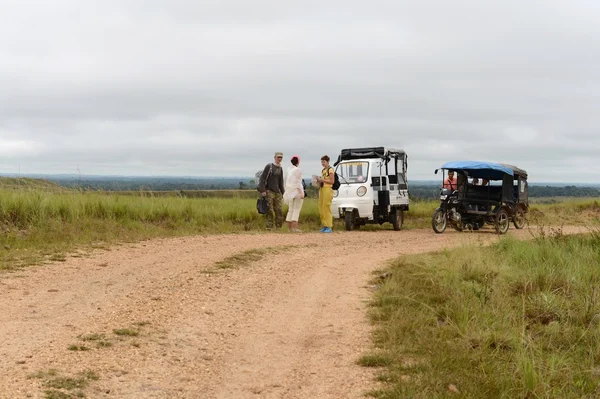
[336,161,369,184]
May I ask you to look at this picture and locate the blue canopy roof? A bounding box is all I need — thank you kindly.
[440,161,514,180]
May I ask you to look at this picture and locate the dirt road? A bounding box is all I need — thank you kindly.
[0,226,587,398]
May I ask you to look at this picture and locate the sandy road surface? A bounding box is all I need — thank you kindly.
[0,226,587,398]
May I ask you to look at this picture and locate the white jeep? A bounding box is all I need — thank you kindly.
[331,147,409,231]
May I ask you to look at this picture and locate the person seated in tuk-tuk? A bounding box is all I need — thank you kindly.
[443,170,457,190]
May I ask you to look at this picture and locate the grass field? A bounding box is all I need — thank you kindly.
[363,229,600,398]
[0,179,598,270]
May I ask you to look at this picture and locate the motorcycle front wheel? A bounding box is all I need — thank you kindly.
[432,209,447,234]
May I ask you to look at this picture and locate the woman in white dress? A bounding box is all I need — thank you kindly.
[283,155,305,232]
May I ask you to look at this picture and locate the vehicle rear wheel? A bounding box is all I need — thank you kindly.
[513,208,526,229]
[432,209,447,234]
[392,208,404,231]
[344,211,354,231]
[495,209,510,234]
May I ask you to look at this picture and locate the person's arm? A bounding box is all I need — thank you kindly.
[279,167,285,195]
[294,168,304,198]
[258,164,269,195]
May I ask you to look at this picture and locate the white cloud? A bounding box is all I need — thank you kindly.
[0,138,43,157]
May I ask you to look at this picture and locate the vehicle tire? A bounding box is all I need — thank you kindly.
[495,208,510,234]
[392,208,404,231]
[432,209,447,234]
[344,211,354,231]
[513,208,526,229]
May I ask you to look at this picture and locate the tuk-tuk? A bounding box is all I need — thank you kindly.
[432,161,528,234]
[332,147,409,231]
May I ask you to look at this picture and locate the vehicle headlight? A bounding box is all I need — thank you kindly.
[440,195,447,200]
[333,190,338,198]
[357,186,367,197]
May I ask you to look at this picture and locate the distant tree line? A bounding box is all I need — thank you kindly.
[50,177,600,199]
[410,185,600,200]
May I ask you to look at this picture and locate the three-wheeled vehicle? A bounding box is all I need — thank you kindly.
[331,147,409,231]
[431,161,528,234]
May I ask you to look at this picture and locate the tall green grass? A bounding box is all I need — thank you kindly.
[0,190,323,270]
[365,230,600,398]
[0,189,597,270]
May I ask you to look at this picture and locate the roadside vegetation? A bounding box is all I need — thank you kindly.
[363,229,600,398]
[0,178,598,270]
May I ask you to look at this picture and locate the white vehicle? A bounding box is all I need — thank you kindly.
[331,147,409,231]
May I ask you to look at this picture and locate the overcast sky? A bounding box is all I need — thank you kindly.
[1,0,598,182]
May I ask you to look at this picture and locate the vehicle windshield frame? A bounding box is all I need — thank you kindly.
[336,161,370,185]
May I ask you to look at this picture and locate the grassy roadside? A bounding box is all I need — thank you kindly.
[363,229,600,398]
[0,190,327,270]
[0,187,597,270]
[0,189,432,270]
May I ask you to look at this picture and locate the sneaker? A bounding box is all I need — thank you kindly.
[322,227,333,233]
[319,227,326,232]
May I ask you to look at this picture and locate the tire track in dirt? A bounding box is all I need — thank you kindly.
[0,226,588,398]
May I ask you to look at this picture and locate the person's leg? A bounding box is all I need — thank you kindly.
[318,189,326,229]
[265,191,275,229]
[290,198,303,231]
[321,187,334,231]
[274,192,284,229]
[295,198,304,230]
[285,200,293,229]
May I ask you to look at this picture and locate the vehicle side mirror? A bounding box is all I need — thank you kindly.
[434,169,439,175]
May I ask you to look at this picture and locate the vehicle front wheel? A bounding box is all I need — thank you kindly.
[344,211,355,231]
[452,221,464,232]
[432,209,447,234]
[513,208,526,229]
[392,208,404,231]
[495,209,510,234]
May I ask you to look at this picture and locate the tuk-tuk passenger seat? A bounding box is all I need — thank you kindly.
[466,185,502,203]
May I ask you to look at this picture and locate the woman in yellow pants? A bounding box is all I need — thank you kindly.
[317,155,335,233]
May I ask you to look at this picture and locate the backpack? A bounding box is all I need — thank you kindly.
[256,164,273,192]
[332,172,341,190]
[326,167,341,190]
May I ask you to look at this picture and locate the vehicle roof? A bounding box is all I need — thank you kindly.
[500,163,528,179]
[440,161,517,180]
[335,147,406,165]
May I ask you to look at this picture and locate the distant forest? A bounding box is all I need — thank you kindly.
[47,176,600,199]
[409,185,600,200]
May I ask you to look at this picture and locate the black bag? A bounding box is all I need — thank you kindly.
[322,167,341,190]
[256,196,268,214]
[332,172,341,190]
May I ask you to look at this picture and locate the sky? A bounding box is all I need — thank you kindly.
[0,0,599,183]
